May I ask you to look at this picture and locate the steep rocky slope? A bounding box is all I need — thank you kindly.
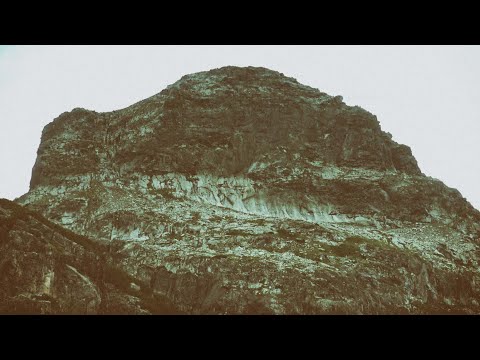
[0,199,179,314]
[13,66,480,314]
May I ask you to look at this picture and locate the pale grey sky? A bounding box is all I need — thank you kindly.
[0,45,479,210]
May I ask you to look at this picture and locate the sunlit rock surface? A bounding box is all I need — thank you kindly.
[9,66,480,314]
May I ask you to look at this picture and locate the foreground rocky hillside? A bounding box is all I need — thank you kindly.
[9,66,480,314]
[0,199,181,314]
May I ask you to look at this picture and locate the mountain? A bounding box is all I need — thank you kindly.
[9,66,480,314]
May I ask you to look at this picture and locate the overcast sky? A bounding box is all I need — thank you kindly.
[0,45,479,210]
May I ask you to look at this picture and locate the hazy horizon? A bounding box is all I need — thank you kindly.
[1,45,479,210]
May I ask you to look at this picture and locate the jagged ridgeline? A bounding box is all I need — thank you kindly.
[6,66,480,314]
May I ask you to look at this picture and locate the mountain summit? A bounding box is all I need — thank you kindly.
[5,66,480,314]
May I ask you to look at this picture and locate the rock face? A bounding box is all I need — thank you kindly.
[11,66,480,314]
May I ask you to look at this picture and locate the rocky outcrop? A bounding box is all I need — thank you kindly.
[12,66,480,314]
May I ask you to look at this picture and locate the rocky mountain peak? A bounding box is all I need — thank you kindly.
[30,66,422,190]
[171,66,301,89]
[8,66,480,314]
